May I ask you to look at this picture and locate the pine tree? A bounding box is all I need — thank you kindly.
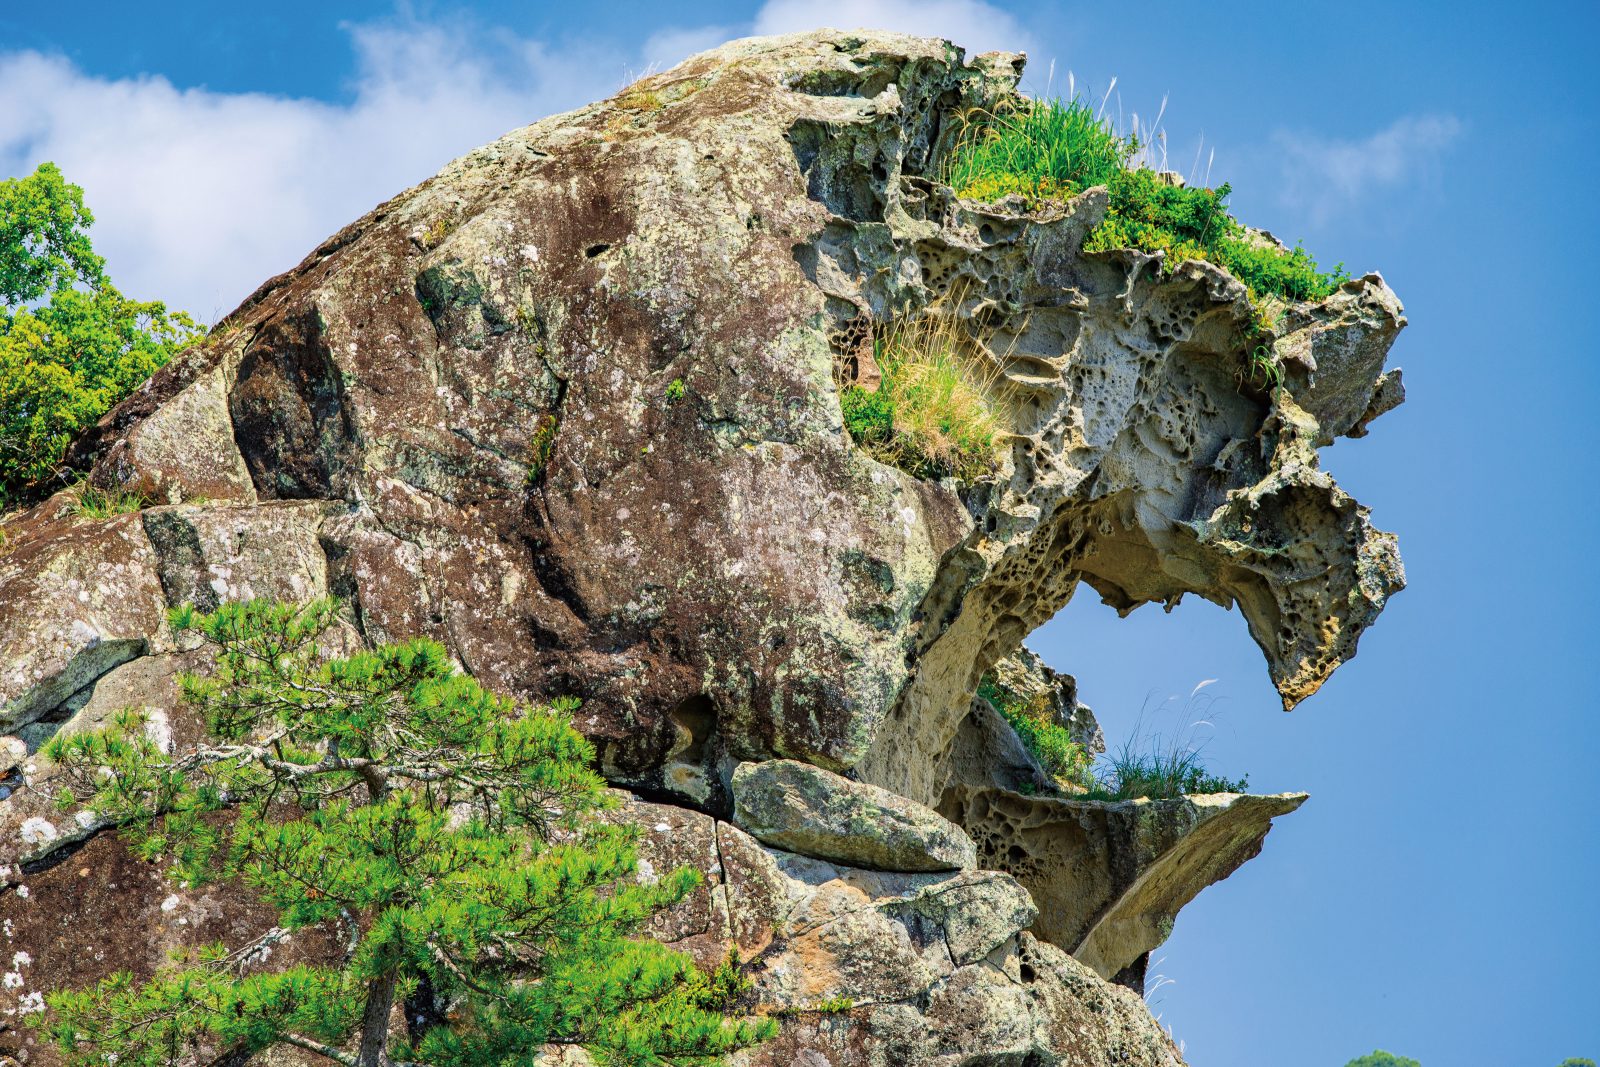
[42,598,774,1067]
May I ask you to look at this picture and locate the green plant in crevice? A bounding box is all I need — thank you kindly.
[772,997,854,1018]
[526,412,559,487]
[976,673,1092,791]
[63,481,150,520]
[664,377,686,403]
[839,314,999,482]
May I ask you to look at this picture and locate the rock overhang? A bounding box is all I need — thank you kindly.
[0,30,1415,1065]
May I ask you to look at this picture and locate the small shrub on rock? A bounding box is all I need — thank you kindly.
[41,598,774,1067]
[944,94,1349,385]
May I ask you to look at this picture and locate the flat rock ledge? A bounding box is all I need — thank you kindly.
[940,784,1308,985]
[733,759,977,872]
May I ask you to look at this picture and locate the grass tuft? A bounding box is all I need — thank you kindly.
[64,482,150,520]
[944,92,1351,383]
[615,87,666,112]
[947,98,1129,206]
[840,314,999,481]
[1080,685,1249,801]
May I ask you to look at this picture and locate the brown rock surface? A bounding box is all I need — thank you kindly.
[3,29,1403,810]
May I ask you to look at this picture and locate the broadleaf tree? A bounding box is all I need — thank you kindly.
[0,162,203,507]
[42,598,775,1067]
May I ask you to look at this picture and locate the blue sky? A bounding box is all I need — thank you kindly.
[3,1,1596,1063]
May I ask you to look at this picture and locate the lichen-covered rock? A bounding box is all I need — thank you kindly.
[0,28,1404,813]
[939,784,1307,985]
[0,510,170,733]
[0,28,1408,1066]
[732,759,976,872]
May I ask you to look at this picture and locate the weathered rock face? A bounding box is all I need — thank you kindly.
[0,27,1410,1067]
[3,29,1402,810]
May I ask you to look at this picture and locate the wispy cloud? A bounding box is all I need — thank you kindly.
[753,0,1034,57]
[1272,113,1462,224]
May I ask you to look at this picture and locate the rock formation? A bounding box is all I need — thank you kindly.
[0,28,1408,1066]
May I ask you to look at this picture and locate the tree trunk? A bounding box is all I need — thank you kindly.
[355,971,398,1067]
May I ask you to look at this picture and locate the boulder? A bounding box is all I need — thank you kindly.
[0,511,169,733]
[2,28,1405,812]
[0,27,1412,1066]
[733,759,976,872]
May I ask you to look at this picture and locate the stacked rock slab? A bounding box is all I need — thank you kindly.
[0,28,1410,1066]
[0,792,1182,1067]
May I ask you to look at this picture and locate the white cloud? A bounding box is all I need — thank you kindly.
[1272,113,1462,223]
[0,19,632,320]
[752,0,1034,58]
[0,8,1038,321]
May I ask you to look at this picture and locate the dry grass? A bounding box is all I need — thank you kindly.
[842,312,1001,481]
[615,87,666,112]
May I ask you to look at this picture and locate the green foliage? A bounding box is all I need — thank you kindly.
[664,378,686,403]
[976,674,1092,790]
[945,94,1350,383]
[63,480,150,520]
[1,163,202,508]
[0,162,103,305]
[772,997,854,1018]
[840,316,998,481]
[1083,722,1248,802]
[1558,1060,1596,1067]
[946,98,1130,207]
[41,599,774,1067]
[526,413,560,487]
[1081,166,1349,305]
[1343,1052,1422,1067]
[840,384,895,446]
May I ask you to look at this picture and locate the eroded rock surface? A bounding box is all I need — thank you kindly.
[0,27,1410,1066]
[3,29,1403,809]
[939,784,1307,986]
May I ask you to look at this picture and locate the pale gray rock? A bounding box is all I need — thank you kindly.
[733,759,977,872]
